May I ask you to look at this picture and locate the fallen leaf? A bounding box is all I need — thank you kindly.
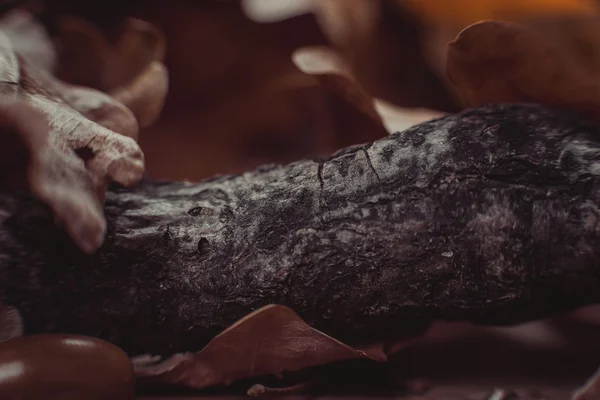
[134,304,386,389]
[573,366,600,400]
[292,46,446,135]
[291,45,388,144]
[111,61,169,129]
[291,45,355,81]
[423,13,600,109]
[353,333,424,360]
[308,0,458,111]
[311,0,381,53]
[113,1,393,180]
[446,20,600,121]
[247,381,314,397]
[54,15,165,91]
[244,0,457,111]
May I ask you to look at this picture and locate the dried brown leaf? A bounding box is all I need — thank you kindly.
[52,16,168,130]
[312,0,381,51]
[446,20,600,120]
[353,334,423,360]
[308,0,457,111]
[134,304,386,389]
[247,381,314,397]
[137,2,388,179]
[291,45,355,80]
[245,0,456,110]
[111,61,169,129]
[293,46,445,134]
[55,16,165,91]
[424,14,600,110]
[292,46,387,139]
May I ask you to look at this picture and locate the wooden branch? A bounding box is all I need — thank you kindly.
[2,104,600,356]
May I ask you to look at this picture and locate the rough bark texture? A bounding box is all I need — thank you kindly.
[1,104,600,356]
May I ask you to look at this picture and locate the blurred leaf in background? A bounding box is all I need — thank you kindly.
[35,0,600,181]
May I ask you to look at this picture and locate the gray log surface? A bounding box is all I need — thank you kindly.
[1,104,600,356]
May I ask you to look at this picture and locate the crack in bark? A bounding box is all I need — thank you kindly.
[362,146,382,187]
[316,159,328,223]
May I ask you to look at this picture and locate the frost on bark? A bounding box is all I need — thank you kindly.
[1,104,600,356]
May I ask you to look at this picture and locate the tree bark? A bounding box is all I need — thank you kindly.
[1,104,600,356]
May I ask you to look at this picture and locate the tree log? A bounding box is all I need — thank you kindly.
[1,104,600,356]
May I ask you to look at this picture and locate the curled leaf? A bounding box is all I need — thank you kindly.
[291,45,388,147]
[111,61,169,129]
[245,0,456,110]
[312,0,381,52]
[446,20,600,121]
[134,305,385,389]
[247,381,314,397]
[55,16,166,91]
[291,45,355,80]
[53,15,169,130]
[293,46,445,134]
[114,18,166,83]
[292,46,383,125]
[309,0,457,110]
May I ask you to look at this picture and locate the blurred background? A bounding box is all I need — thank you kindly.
[8,1,600,397]
[19,0,600,181]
